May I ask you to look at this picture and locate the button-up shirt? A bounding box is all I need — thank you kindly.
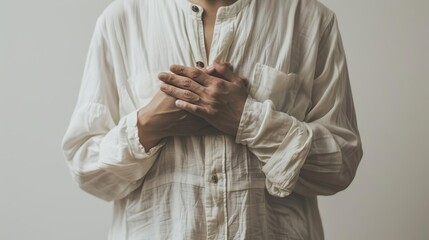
[62,0,363,239]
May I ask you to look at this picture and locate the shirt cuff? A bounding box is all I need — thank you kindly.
[125,109,166,160]
[234,95,310,197]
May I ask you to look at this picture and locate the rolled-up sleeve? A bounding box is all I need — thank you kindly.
[235,14,363,197]
[61,15,164,202]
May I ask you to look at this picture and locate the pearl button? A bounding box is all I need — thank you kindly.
[196,61,205,68]
[192,5,199,13]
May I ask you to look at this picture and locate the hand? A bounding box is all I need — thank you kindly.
[137,90,220,151]
[158,61,249,137]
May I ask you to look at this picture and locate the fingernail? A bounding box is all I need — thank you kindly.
[175,100,183,107]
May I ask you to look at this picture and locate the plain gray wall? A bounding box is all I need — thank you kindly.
[1,0,428,239]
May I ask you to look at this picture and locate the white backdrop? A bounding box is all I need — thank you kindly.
[1,0,428,239]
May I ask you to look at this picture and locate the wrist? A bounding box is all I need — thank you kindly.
[137,109,164,152]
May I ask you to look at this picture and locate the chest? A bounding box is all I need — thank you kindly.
[121,6,317,121]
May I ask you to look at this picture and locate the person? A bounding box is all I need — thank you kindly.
[61,0,363,239]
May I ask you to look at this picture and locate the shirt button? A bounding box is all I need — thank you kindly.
[211,175,218,184]
[191,5,199,13]
[196,61,205,68]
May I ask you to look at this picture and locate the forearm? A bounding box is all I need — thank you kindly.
[66,136,144,201]
[293,120,363,196]
[135,90,221,149]
[62,105,165,201]
[236,97,312,197]
[137,109,165,152]
[236,96,362,197]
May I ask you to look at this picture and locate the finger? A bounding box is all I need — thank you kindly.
[160,83,200,103]
[205,60,234,75]
[158,72,204,94]
[213,62,249,87]
[213,62,237,82]
[224,62,234,71]
[170,65,210,86]
[175,99,205,118]
[205,65,215,75]
[200,64,213,74]
[240,76,249,87]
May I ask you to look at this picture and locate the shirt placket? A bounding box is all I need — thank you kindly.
[189,4,208,68]
[188,4,235,240]
[204,135,227,240]
[188,4,236,68]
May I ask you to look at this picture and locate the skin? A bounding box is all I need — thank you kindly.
[137,0,245,151]
[159,62,248,135]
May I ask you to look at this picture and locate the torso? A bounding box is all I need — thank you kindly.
[203,12,215,58]
[99,0,335,239]
[195,0,238,58]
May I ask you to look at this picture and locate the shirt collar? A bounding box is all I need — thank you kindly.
[178,0,252,19]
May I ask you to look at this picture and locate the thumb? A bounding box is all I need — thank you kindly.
[213,61,248,87]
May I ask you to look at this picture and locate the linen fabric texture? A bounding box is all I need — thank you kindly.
[62,0,363,239]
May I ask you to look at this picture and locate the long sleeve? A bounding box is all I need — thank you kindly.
[235,14,363,197]
[61,16,164,202]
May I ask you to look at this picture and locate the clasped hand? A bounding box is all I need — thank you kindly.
[158,61,248,136]
[137,62,248,151]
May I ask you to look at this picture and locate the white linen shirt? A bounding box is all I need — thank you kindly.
[62,0,363,239]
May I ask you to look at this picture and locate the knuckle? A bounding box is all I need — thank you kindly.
[172,65,185,74]
[168,87,175,95]
[174,65,185,74]
[190,69,201,79]
[218,64,228,73]
[182,79,192,88]
[213,81,225,90]
[160,84,168,92]
[207,88,218,98]
[183,90,193,100]
[163,85,175,95]
[167,74,174,83]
